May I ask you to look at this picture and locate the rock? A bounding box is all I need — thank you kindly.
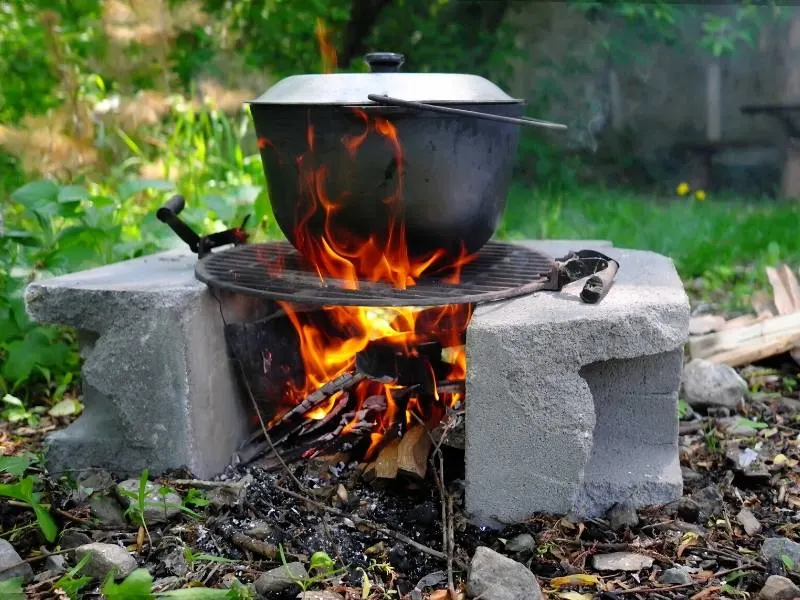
[74,543,137,580]
[467,546,542,600]
[688,485,724,522]
[681,467,703,483]
[761,538,800,571]
[592,552,654,572]
[780,397,800,412]
[606,501,639,530]
[76,470,116,495]
[682,359,747,410]
[117,479,182,524]
[689,315,726,335]
[44,554,67,574]
[0,538,33,582]
[759,575,800,600]
[59,529,92,550]
[207,475,252,509]
[90,494,128,527]
[736,508,762,536]
[254,562,308,596]
[505,533,536,553]
[660,567,693,585]
[162,546,188,577]
[244,521,272,539]
[297,593,345,600]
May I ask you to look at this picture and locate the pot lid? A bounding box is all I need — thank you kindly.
[249,52,521,106]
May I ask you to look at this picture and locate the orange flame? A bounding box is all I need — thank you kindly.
[259,35,475,457]
[315,18,338,74]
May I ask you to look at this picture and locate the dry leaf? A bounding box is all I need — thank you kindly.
[558,593,594,600]
[551,574,600,588]
[773,453,788,466]
[428,590,451,600]
[677,531,701,557]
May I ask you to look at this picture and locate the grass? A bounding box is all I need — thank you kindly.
[497,183,800,312]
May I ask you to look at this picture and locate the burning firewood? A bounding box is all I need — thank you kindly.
[363,424,433,482]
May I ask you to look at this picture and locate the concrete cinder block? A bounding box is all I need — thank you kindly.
[464,242,690,525]
[24,250,252,479]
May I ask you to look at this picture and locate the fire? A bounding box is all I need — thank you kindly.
[258,31,475,460]
[314,18,337,74]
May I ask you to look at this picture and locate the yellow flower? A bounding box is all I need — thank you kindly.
[676,182,690,196]
[694,189,706,201]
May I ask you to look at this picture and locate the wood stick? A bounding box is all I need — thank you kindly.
[767,266,795,315]
[688,312,800,359]
[780,264,800,310]
[709,332,800,367]
[280,371,366,423]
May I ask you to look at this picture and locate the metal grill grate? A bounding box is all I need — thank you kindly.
[195,241,556,307]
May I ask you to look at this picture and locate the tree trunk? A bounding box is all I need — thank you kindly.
[706,59,722,142]
[781,7,800,199]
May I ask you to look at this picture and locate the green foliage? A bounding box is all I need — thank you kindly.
[0,474,58,542]
[102,567,253,599]
[0,577,25,600]
[53,553,93,599]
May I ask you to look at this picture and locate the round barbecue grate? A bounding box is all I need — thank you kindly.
[195,240,556,307]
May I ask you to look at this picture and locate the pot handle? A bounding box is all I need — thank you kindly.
[366,94,567,130]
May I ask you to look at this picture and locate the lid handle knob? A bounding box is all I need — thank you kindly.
[364,52,405,73]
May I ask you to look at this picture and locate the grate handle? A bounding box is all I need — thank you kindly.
[156,194,200,252]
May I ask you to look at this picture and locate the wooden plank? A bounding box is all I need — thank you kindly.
[709,332,800,367]
[767,266,796,315]
[688,312,800,359]
[751,290,776,316]
[720,315,758,330]
[779,264,800,310]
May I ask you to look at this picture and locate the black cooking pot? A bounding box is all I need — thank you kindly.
[248,52,565,268]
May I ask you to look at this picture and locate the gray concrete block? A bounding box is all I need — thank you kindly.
[464,243,689,525]
[24,250,251,479]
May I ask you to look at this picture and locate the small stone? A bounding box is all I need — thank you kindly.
[244,521,271,539]
[162,546,188,577]
[505,533,536,553]
[76,470,116,494]
[761,538,800,571]
[606,501,639,530]
[117,479,182,524]
[90,494,128,527]
[254,562,308,596]
[74,543,137,580]
[59,529,92,550]
[693,485,725,521]
[0,538,33,582]
[207,475,252,509]
[297,593,345,600]
[592,552,654,572]
[736,508,762,536]
[759,575,800,600]
[660,567,693,585]
[467,546,542,600]
[780,397,800,412]
[682,359,747,410]
[681,467,703,483]
[44,554,67,574]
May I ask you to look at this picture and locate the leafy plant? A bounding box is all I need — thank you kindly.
[102,567,253,599]
[183,547,238,566]
[53,553,92,599]
[0,577,25,600]
[0,474,58,542]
